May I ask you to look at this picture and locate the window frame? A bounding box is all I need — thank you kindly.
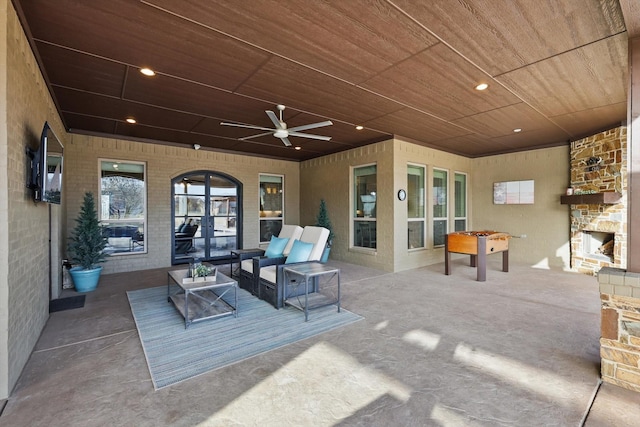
[432,167,449,247]
[98,159,147,256]
[351,163,377,250]
[454,171,468,232]
[259,173,285,244]
[407,163,427,250]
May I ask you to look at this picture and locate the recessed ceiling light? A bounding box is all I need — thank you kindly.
[294,146,302,150]
[140,68,156,76]
[355,125,364,130]
[125,117,137,124]
[475,83,489,91]
[513,128,522,133]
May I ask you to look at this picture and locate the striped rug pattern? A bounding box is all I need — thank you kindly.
[127,285,363,389]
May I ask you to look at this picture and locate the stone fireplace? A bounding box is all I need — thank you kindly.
[565,126,627,275]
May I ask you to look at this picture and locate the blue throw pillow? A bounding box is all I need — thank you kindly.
[264,236,289,258]
[285,240,314,264]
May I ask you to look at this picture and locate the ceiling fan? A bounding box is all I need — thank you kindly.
[220,104,332,147]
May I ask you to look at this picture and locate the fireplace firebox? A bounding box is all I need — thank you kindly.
[582,231,614,261]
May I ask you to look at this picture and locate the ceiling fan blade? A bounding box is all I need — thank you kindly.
[288,131,332,141]
[287,120,333,133]
[220,122,275,132]
[239,131,273,141]
[265,110,283,129]
[280,137,292,147]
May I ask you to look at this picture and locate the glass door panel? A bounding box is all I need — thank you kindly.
[208,176,238,258]
[172,172,241,264]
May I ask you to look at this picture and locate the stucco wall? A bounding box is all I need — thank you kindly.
[471,146,571,269]
[2,1,67,399]
[64,134,300,274]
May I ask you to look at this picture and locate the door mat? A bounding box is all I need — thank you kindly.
[49,295,86,313]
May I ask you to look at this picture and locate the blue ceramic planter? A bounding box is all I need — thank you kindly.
[69,266,103,292]
[321,247,331,263]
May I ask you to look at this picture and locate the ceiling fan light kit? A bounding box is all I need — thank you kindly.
[221,105,332,147]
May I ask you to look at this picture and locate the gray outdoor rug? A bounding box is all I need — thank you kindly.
[127,285,363,389]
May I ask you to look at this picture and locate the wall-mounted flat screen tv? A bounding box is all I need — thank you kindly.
[27,122,63,204]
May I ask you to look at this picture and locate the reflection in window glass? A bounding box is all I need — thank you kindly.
[173,175,205,236]
[259,174,283,243]
[455,172,467,231]
[209,174,238,254]
[100,160,146,255]
[433,168,448,246]
[408,221,424,249]
[353,164,376,249]
[408,164,425,249]
[433,219,447,246]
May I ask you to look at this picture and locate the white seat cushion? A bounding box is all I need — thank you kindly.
[259,265,277,283]
[299,226,330,261]
[241,259,253,273]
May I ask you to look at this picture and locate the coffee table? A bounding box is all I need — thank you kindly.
[167,269,238,329]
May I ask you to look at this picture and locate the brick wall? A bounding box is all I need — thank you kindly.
[64,134,300,275]
[599,267,640,393]
[300,140,395,272]
[569,126,627,275]
[300,138,475,272]
[2,1,68,399]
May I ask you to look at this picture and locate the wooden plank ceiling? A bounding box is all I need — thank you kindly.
[13,0,637,161]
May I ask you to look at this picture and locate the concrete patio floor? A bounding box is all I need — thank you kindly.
[1,259,639,426]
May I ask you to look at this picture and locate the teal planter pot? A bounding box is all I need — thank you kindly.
[69,266,103,292]
[321,247,331,263]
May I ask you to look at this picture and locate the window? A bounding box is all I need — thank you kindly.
[259,174,284,243]
[432,168,448,246]
[454,172,467,231]
[407,164,426,249]
[353,164,377,249]
[99,160,146,254]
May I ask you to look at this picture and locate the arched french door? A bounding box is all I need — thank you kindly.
[171,171,242,265]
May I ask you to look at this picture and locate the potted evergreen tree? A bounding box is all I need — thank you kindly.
[68,192,108,292]
[315,199,335,262]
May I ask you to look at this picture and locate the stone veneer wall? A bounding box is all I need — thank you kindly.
[569,126,627,275]
[599,267,640,393]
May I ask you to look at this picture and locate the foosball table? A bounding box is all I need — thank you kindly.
[444,231,511,281]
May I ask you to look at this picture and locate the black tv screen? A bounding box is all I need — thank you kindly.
[28,122,63,204]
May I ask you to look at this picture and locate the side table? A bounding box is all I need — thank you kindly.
[283,262,340,321]
[230,248,264,280]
